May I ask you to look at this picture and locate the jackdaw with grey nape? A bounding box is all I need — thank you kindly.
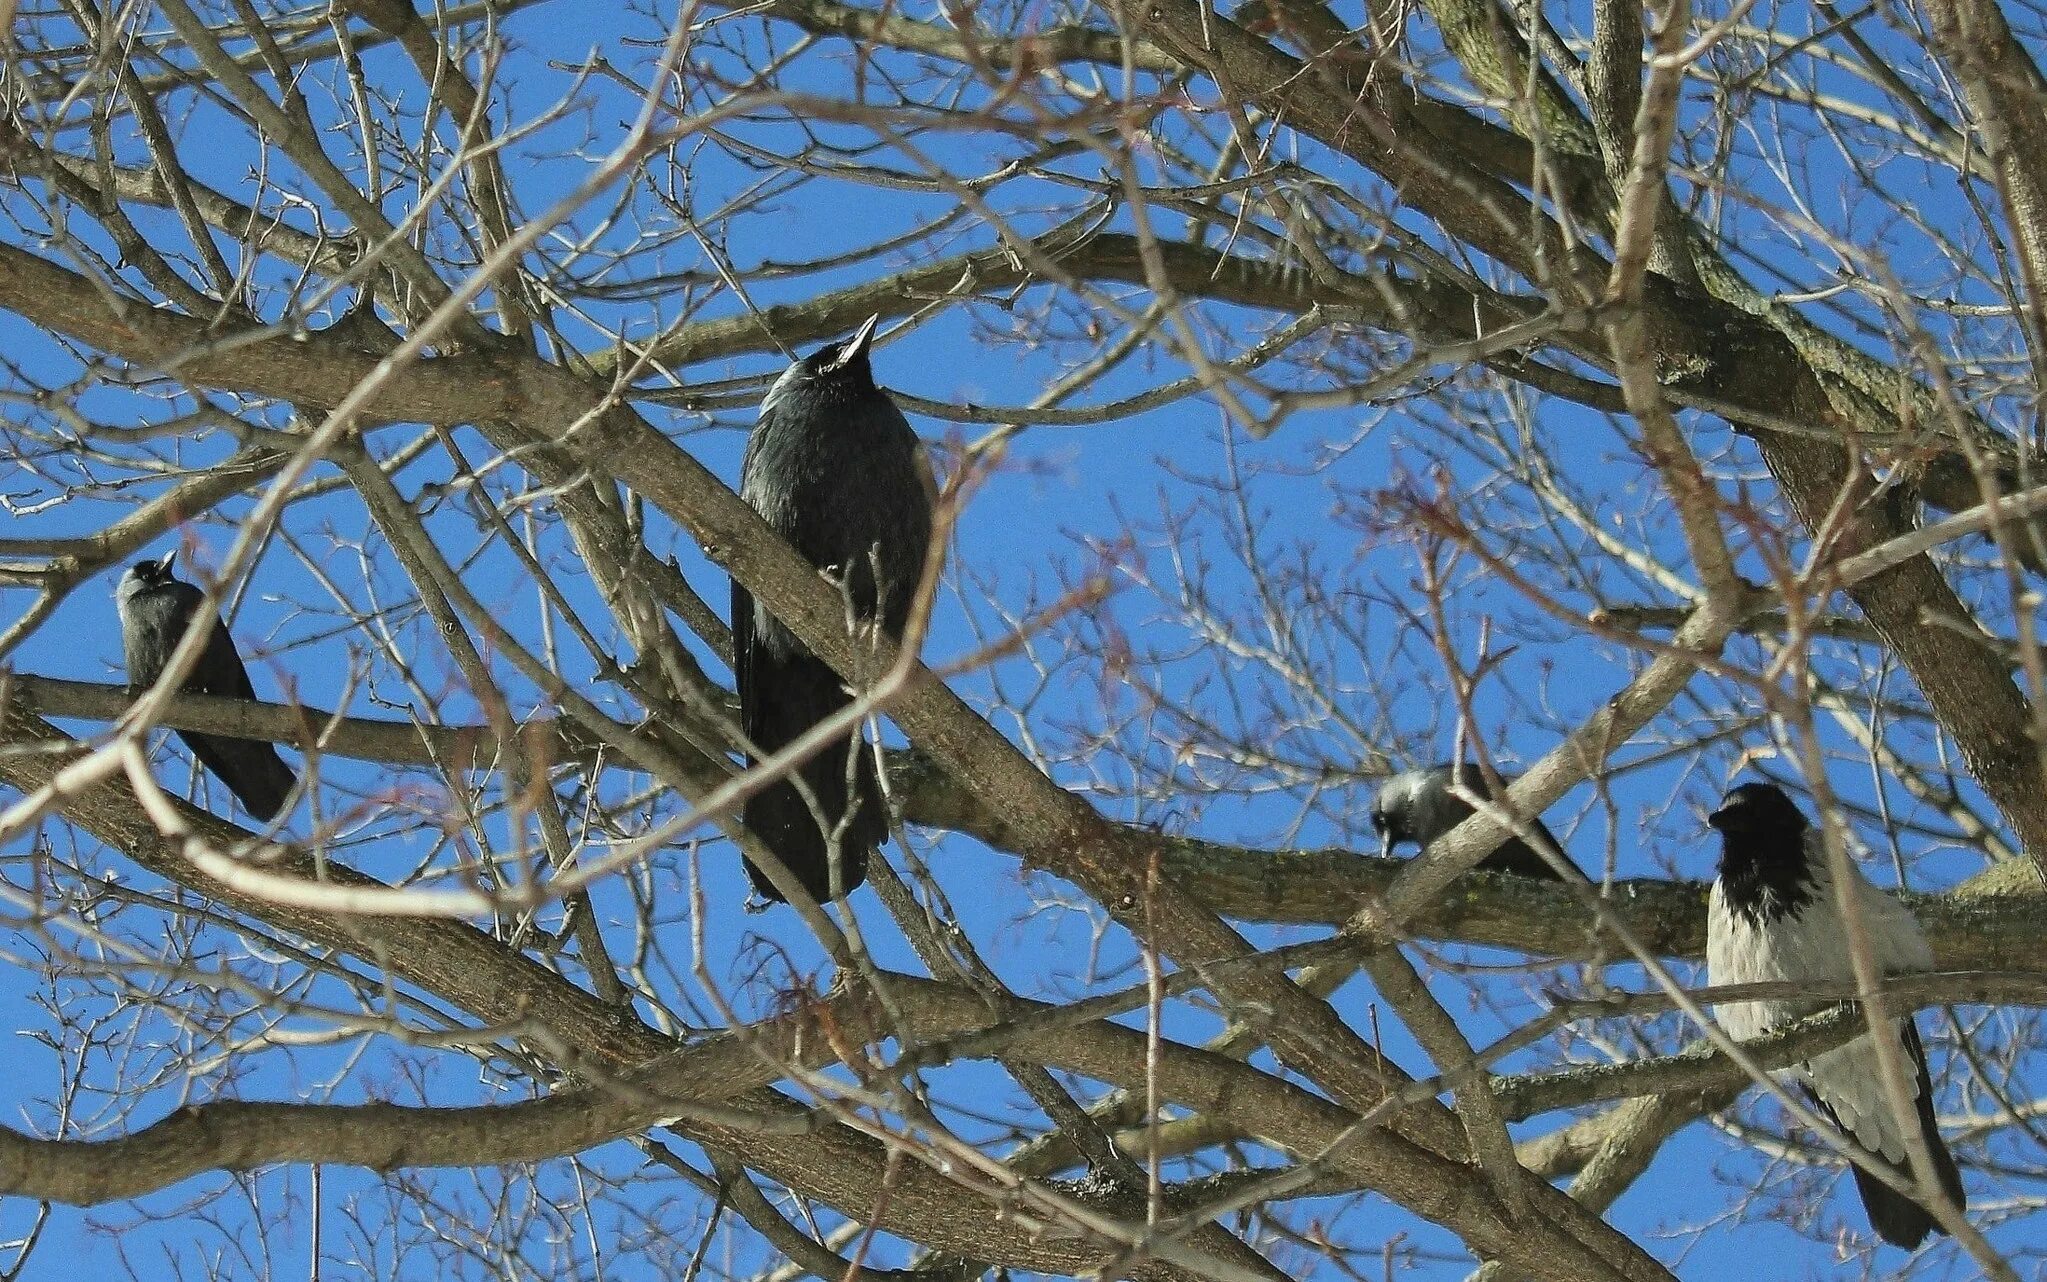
[1371,762,1568,879]
[118,554,296,821]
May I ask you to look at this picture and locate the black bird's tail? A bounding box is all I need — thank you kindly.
[178,729,296,821]
[1806,1021,1966,1249]
[740,649,884,903]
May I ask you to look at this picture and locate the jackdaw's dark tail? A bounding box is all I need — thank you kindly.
[1807,1020,1966,1249]
[178,729,295,821]
[739,646,884,903]
[1488,818,1566,879]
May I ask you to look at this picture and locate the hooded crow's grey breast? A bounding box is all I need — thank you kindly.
[1370,763,1568,879]
[1705,780,1964,1248]
[731,317,933,904]
[117,555,297,821]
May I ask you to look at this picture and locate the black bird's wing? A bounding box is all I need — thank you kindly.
[174,614,295,821]
[770,418,931,630]
[1450,764,1567,879]
[185,612,259,701]
[1801,1017,1964,1249]
[1483,814,1565,879]
[732,575,755,716]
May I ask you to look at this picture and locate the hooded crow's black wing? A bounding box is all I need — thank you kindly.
[176,728,294,820]
[1486,813,1564,879]
[1801,1017,1964,1249]
[1445,762,1567,877]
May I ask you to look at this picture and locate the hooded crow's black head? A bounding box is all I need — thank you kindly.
[1370,773,1426,855]
[1709,780,1817,923]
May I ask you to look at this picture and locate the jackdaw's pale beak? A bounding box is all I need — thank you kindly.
[831,314,881,370]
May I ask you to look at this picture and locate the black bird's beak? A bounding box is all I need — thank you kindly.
[829,314,881,371]
[1706,803,1732,831]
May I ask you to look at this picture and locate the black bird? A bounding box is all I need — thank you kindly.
[732,316,933,903]
[1706,781,1965,1248]
[117,554,297,821]
[1371,763,1567,878]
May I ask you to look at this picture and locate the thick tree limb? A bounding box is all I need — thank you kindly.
[0,698,1252,1282]
[18,677,2043,964]
[0,972,2000,1213]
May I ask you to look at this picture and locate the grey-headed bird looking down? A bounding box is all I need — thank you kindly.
[1706,780,1965,1248]
[732,316,933,904]
[1371,763,1568,879]
[118,554,297,821]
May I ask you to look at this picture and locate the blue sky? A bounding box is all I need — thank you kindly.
[0,0,2039,1276]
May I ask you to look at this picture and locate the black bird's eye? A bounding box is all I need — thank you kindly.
[1370,808,1386,833]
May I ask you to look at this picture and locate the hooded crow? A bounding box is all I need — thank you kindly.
[732,316,933,903]
[1371,763,1567,878]
[117,554,297,821]
[1706,780,1965,1248]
